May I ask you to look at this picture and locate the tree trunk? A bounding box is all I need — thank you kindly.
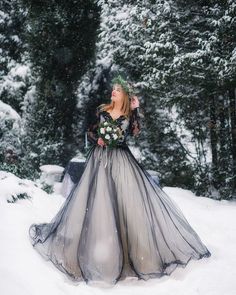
[218,94,228,187]
[209,94,218,188]
[229,87,236,194]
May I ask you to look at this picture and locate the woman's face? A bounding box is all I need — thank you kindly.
[111,83,127,103]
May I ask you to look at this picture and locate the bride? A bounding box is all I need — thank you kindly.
[29,75,211,285]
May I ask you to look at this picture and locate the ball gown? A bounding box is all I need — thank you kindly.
[29,106,211,284]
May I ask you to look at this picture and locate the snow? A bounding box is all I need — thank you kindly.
[115,12,129,21]
[39,164,64,174]
[70,157,86,162]
[8,64,29,79]
[0,71,25,95]
[0,172,236,295]
[0,101,21,152]
[0,100,21,122]
[39,165,64,186]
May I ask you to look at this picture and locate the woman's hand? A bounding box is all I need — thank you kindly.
[130,96,140,110]
[97,137,106,147]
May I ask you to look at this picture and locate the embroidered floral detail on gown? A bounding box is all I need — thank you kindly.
[29,107,211,284]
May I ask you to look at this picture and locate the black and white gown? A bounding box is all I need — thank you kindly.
[29,107,211,284]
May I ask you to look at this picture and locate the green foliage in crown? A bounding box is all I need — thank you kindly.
[111,75,133,96]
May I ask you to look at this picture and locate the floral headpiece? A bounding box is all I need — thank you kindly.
[111,75,134,98]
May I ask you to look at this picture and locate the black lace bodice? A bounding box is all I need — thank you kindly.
[87,107,141,146]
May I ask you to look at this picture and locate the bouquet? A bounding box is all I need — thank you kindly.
[97,120,124,148]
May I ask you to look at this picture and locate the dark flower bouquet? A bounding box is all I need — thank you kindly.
[97,120,124,148]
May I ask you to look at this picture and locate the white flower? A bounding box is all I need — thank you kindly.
[112,134,118,140]
[100,128,105,134]
[105,134,110,140]
[106,126,112,132]
[104,122,108,126]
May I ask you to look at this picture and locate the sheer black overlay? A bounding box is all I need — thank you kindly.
[29,107,211,284]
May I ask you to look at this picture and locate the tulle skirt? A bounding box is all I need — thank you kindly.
[29,144,211,284]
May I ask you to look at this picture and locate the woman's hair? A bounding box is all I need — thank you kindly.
[97,75,133,118]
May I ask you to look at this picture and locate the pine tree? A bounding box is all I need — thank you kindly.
[77,0,236,198]
[0,0,28,114]
[173,0,236,198]
[20,0,100,172]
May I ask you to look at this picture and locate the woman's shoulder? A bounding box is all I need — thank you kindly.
[96,103,138,119]
[97,103,108,112]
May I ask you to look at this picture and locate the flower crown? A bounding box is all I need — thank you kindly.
[111,75,134,98]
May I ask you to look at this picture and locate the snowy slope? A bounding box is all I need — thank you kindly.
[0,173,236,295]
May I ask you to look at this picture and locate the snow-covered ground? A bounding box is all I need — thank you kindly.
[0,171,236,295]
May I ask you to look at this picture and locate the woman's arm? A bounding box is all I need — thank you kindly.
[129,107,141,137]
[87,107,100,144]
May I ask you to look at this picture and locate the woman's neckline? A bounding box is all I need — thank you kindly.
[104,110,126,121]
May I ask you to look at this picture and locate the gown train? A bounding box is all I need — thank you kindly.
[29,107,211,284]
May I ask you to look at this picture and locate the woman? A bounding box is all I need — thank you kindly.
[29,75,211,285]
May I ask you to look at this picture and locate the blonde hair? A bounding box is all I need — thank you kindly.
[97,85,132,118]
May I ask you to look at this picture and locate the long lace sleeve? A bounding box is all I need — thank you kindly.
[87,107,100,145]
[129,107,141,137]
